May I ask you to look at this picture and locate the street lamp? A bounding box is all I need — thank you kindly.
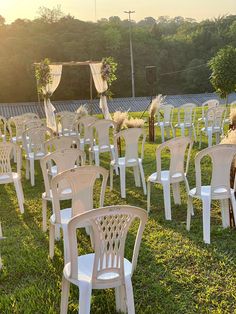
[124,10,135,98]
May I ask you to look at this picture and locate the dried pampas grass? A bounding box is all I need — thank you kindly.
[221,129,236,144]
[125,117,145,128]
[230,107,236,126]
[76,105,88,119]
[149,94,166,118]
[113,111,128,132]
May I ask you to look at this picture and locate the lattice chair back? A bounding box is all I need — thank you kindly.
[178,103,196,126]
[0,143,21,179]
[0,116,7,141]
[22,113,40,120]
[56,111,77,135]
[115,128,146,165]
[24,119,44,131]
[155,136,193,182]
[195,144,236,198]
[41,148,86,198]
[205,106,225,129]
[77,116,98,141]
[89,119,116,150]
[44,136,80,153]
[23,126,53,157]
[157,104,174,124]
[8,115,25,140]
[67,205,147,287]
[201,99,219,119]
[51,166,108,224]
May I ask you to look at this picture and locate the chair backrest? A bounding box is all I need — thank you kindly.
[0,116,7,139]
[22,113,40,121]
[22,126,53,156]
[0,142,21,176]
[89,119,116,149]
[44,136,80,153]
[8,115,25,140]
[205,106,225,128]
[155,136,193,181]
[40,148,86,198]
[115,128,146,163]
[51,166,109,223]
[67,205,147,287]
[178,103,196,125]
[201,99,219,118]
[157,104,174,124]
[77,116,98,141]
[195,144,236,197]
[56,111,77,135]
[24,119,45,131]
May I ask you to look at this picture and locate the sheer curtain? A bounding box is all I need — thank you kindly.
[89,63,111,120]
[42,65,62,131]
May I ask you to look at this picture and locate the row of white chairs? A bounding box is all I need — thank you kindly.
[155,99,236,146]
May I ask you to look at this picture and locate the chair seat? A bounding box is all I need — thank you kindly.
[201,126,222,133]
[111,157,142,167]
[175,123,193,128]
[43,188,72,201]
[28,151,45,159]
[92,144,114,153]
[148,171,184,183]
[50,207,72,225]
[63,253,132,287]
[155,122,171,127]
[189,185,233,199]
[0,172,20,183]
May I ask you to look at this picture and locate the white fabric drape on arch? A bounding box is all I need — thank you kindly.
[89,63,111,120]
[42,65,62,131]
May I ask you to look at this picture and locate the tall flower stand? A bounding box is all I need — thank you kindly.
[149,116,155,142]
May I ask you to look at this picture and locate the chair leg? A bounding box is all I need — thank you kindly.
[230,192,236,222]
[94,151,100,167]
[166,127,170,139]
[199,131,202,149]
[160,124,165,143]
[111,147,119,175]
[172,182,181,205]
[55,225,61,241]
[120,166,126,198]
[13,178,24,214]
[180,125,185,137]
[42,199,47,232]
[220,199,230,228]
[193,126,197,142]
[115,285,127,313]
[139,161,147,195]
[88,150,93,165]
[49,223,55,259]
[78,282,92,314]
[60,275,70,314]
[125,275,135,314]
[202,197,211,244]
[186,196,193,231]
[26,159,29,180]
[29,158,35,186]
[147,180,151,214]
[162,181,171,220]
[215,132,220,145]
[110,165,114,191]
[207,130,213,147]
[133,166,141,187]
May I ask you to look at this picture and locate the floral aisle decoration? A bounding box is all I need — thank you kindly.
[125,117,145,129]
[76,105,88,119]
[35,58,52,99]
[113,111,129,133]
[148,94,166,142]
[100,57,117,98]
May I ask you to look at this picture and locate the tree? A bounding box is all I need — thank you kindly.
[208,45,236,102]
[37,5,64,23]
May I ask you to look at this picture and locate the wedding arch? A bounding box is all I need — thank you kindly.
[34,60,112,132]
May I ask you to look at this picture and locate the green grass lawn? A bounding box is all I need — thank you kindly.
[1,107,236,313]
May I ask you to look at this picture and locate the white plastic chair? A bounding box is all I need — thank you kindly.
[147,137,193,220]
[186,144,236,244]
[56,111,78,136]
[40,148,86,232]
[60,205,148,314]
[174,103,197,141]
[88,119,117,170]
[22,126,53,186]
[50,165,109,259]
[197,99,219,135]
[110,128,147,198]
[155,104,174,142]
[44,136,80,154]
[0,116,7,142]
[8,115,26,146]
[0,142,24,213]
[76,116,98,151]
[199,106,225,148]
[223,101,236,127]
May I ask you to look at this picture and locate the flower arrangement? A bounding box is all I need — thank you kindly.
[112,111,128,132]
[149,94,166,118]
[35,58,52,98]
[125,117,145,129]
[101,57,117,98]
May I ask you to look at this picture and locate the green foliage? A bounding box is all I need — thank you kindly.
[35,58,52,98]
[101,57,118,98]
[208,45,236,98]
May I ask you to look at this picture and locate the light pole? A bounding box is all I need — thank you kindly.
[124,10,135,98]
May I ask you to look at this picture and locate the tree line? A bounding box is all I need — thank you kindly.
[0,7,235,103]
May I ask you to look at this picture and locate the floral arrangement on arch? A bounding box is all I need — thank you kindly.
[101,57,117,98]
[35,58,52,99]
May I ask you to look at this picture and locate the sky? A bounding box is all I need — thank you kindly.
[1,0,236,23]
